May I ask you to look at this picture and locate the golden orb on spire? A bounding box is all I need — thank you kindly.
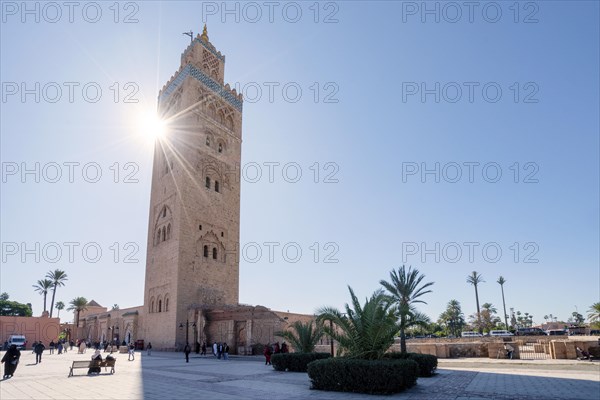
[200,24,209,42]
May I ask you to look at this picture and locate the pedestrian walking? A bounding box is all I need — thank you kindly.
[49,340,55,355]
[34,341,45,364]
[1,345,21,379]
[147,342,152,356]
[184,343,191,363]
[128,343,135,361]
[201,342,206,356]
[263,343,272,365]
[212,342,218,357]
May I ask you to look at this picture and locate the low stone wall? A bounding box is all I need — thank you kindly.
[0,316,61,348]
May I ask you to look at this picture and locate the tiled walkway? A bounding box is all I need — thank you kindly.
[1,350,598,399]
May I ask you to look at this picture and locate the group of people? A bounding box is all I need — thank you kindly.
[87,349,116,375]
[263,342,289,365]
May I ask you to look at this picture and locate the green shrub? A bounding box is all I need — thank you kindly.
[307,357,418,394]
[271,352,331,372]
[384,352,438,377]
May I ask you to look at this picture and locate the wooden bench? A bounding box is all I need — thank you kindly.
[68,359,116,377]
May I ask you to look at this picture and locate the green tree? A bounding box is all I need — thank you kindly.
[55,301,65,318]
[275,320,324,353]
[570,311,585,325]
[67,297,88,328]
[466,271,484,334]
[111,304,120,310]
[380,265,433,353]
[0,296,33,316]
[438,299,465,337]
[32,279,53,313]
[588,302,600,328]
[317,287,399,360]
[46,269,68,317]
[469,303,501,333]
[497,276,509,329]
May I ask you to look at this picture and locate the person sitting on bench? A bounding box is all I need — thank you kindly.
[88,350,102,375]
[504,344,514,359]
[576,347,593,361]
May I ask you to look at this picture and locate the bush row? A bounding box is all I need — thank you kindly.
[307,358,419,395]
[271,352,331,372]
[384,352,438,377]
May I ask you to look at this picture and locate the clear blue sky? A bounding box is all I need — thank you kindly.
[1,1,598,325]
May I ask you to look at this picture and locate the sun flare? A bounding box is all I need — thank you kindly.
[135,111,167,142]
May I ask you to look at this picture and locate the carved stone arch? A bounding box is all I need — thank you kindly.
[150,297,155,313]
[218,110,225,125]
[196,230,226,263]
[167,223,171,240]
[208,103,217,120]
[164,293,170,312]
[157,295,163,313]
[154,205,173,232]
[225,115,234,131]
[200,160,223,184]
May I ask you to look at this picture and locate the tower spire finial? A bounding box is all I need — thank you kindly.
[200,24,209,42]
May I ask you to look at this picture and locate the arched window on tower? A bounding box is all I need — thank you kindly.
[158,300,162,313]
[165,297,169,312]
[156,230,161,245]
[167,224,171,240]
[206,136,210,146]
[215,181,219,193]
[205,177,211,189]
[162,226,166,242]
[203,245,208,258]
[226,116,234,131]
[163,207,167,218]
[218,142,223,153]
[213,247,217,260]
[150,298,155,313]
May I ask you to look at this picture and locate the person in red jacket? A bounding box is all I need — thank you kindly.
[263,343,272,365]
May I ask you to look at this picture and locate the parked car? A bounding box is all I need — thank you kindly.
[546,329,567,336]
[7,334,26,350]
[515,327,546,336]
[461,331,483,338]
[490,330,514,337]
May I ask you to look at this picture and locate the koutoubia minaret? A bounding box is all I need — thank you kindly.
[142,25,243,349]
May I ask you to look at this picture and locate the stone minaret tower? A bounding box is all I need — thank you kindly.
[142,25,243,349]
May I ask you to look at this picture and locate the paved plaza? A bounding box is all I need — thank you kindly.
[1,350,598,399]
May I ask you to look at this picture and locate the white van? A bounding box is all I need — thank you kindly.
[7,334,26,349]
[490,330,513,337]
[461,331,483,338]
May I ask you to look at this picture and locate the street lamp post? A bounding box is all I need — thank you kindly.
[179,320,196,344]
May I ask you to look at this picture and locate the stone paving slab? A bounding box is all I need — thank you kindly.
[1,350,598,399]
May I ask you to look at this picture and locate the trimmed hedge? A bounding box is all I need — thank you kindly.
[307,358,418,394]
[271,352,331,372]
[385,352,438,377]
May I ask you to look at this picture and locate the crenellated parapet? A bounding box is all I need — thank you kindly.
[158,64,243,112]
[158,25,242,112]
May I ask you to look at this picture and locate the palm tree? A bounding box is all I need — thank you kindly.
[438,299,465,337]
[55,301,65,318]
[46,269,68,317]
[380,265,434,353]
[67,297,88,328]
[317,286,399,360]
[467,271,484,334]
[32,279,53,313]
[497,276,509,329]
[275,320,324,353]
[588,302,600,327]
